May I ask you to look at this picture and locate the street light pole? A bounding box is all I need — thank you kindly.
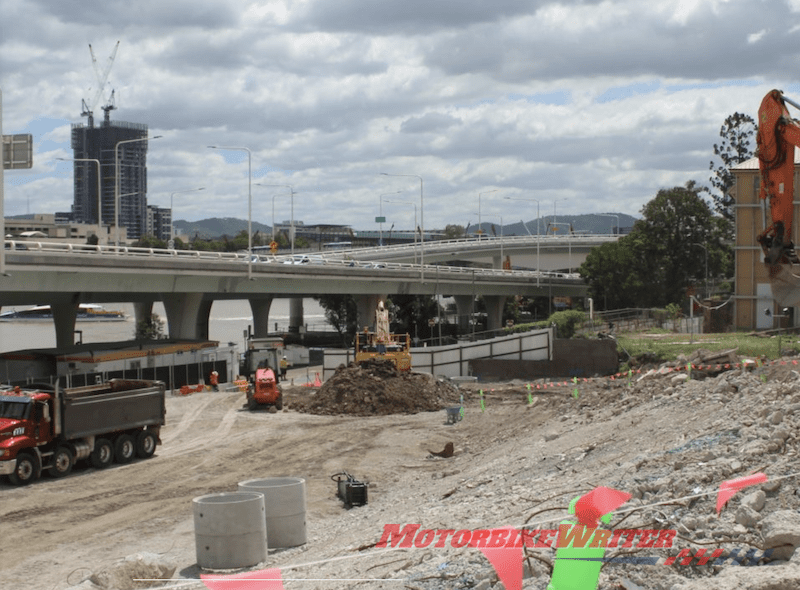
[57,157,103,242]
[692,242,709,299]
[116,135,162,247]
[209,145,252,277]
[384,198,417,263]
[478,189,499,238]
[598,213,619,235]
[505,196,540,286]
[553,198,568,235]
[170,187,205,243]
[379,191,402,247]
[256,183,295,254]
[381,173,423,279]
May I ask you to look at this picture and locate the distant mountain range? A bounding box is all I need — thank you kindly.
[173,218,273,240]
[173,213,638,239]
[475,213,639,237]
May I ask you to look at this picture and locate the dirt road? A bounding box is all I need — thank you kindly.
[4,357,800,590]
[0,383,470,589]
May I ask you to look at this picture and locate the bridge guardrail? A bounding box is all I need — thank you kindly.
[3,240,582,282]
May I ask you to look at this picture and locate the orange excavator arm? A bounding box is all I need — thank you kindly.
[757,89,800,264]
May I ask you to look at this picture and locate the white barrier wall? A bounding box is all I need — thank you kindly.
[323,329,552,380]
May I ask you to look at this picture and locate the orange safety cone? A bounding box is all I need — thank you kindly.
[313,372,322,387]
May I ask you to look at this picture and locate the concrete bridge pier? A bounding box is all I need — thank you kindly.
[288,297,304,333]
[483,295,507,331]
[453,295,474,332]
[163,293,212,340]
[249,297,274,337]
[133,302,154,336]
[51,302,79,349]
[355,294,387,331]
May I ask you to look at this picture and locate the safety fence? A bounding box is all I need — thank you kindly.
[323,328,552,380]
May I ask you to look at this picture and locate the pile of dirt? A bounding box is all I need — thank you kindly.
[290,359,461,416]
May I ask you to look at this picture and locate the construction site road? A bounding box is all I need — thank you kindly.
[4,354,800,590]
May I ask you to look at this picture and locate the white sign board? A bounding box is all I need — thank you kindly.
[2,134,33,169]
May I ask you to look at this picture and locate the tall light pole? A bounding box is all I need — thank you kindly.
[115,135,162,246]
[384,198,417,263]
[598,213,619,235]
[381,173,423,279]
[57,157,103,241]
[379,191,402,246]
[256,183,294,254]
[478,189,499,238]
[692,242,709,299]
[170,187,205,242]
[209,145,252,277]
[552,198,568,235]
[506,197,540,286]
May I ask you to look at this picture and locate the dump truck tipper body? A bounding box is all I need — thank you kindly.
[0,378,166,485]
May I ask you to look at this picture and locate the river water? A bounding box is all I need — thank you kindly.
[0,298,328,354]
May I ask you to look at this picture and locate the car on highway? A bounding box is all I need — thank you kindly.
[282,254,325,265]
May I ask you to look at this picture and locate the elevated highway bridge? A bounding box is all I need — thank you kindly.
[0,235,616,349]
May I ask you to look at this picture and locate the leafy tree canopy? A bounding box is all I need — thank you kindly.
[580,182,732,308]
[707,112,757,221]
[313,294,357,345]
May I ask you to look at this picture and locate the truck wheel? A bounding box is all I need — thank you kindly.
[8,451,40,485]
[50,446,74,478]
[91,438,114,469]
[275,393,283,411]
[114,434,136,464]
[135,430,157,459]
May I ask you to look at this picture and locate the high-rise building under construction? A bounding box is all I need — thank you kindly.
[70,115,150,241]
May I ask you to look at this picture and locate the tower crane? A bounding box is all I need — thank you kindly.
[81,41,120,127]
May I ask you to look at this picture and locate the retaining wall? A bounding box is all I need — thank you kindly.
[469,338,619,381]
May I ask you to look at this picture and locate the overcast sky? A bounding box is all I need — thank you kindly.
[2,0,798,232]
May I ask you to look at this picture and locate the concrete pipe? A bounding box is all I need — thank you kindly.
[193,491,267,569]
[238,477,307,548]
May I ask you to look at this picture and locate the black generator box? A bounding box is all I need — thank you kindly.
[332,472,368,507]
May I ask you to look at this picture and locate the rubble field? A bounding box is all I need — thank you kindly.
[4,349,800,589]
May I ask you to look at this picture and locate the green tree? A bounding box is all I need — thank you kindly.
[635,182,729,306]
[135,314,167,340]
[314,294,357,344]
[387,295,440,342]
[579,237,649,309]
[581,183,732,309]
[443,224,466,239]
[707,112,757,222]
[134,235,167,249]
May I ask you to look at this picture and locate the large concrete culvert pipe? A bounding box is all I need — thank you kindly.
[238,477,307,549]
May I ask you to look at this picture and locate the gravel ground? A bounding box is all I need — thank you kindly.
[4,352,800,590]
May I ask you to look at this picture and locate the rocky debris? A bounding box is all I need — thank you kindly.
[761,511,800,560]
[428,442,455,458]
[290,360,460,416]
[66,553,176,590]
[35,350,800,590]
[670,560,800,590]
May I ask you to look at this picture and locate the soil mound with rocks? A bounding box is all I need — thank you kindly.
[291,359,460,416]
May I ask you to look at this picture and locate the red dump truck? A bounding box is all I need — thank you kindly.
[0,379,166,485]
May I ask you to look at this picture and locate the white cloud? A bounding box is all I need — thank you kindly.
[2,0,799,229]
